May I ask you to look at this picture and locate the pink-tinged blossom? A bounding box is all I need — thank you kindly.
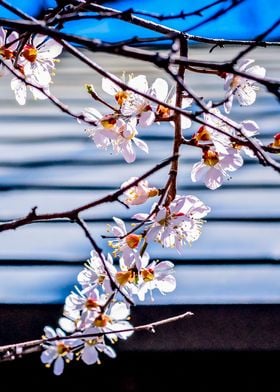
[108,217,142,269]
[191,148,243,190]
[63,287,105,330]
[10,73,51,105]
[156,92,193,129]
[83,108,148,163]
[20,35,63,86]
[224,58,266,113]
[193,105,261,158]
[83,107,118,148]
[111,117,149,163]
[121,177,159,206]
[133,195,210,252]
[102,74,168,127]
[40,326,77,376]
[10,34,63,105]
[115,253,176,301]
[137,258,176,301]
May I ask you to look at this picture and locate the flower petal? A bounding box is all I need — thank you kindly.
[102,75,122,95]
[53,356,64,376]
[82,345,98,365]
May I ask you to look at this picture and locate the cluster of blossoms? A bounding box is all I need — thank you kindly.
[41,177,211,374]
[0,27,268,189]
[81,59,267,189]
[83,74,193,163]
[0,27,62,105]
[189,58,266,190]
[2,29,272,374]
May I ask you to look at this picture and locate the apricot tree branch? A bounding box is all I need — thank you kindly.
[0,311,193,362]
[0,155,176,232]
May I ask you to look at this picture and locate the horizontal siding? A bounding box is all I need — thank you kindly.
[1,265,280,304]
[0,48,279,304]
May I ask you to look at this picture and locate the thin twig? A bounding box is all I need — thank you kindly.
[0,311,194,362]
[0,155,176,232]
[74,216,134,306]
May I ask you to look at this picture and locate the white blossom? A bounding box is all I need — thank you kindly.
[191,148,243,190]
[121,177,158,206]
[134,195,210,252]
[224,58,266,113]
[40,327,77,376]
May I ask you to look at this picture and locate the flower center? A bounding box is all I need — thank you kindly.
[148,188,159,198]
[115,91,129,105]
[230,75,241,89]
[94,313,111,328]
[98,274,106,284]
[156,104,170,119]
[125,234,141,249]
[203,150,219,166]
[194,126,212,142]
[86,338,99,346]
[272,133,280,148]
[116,269,137,285]
[0,47,14,60]
[85,298,99,310]
[22,44,38,62]
[56,342,70,356]
[141,268,154,282]
[101,115,117,129]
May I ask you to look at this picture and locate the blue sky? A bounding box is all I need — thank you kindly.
[0,0,279,41]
